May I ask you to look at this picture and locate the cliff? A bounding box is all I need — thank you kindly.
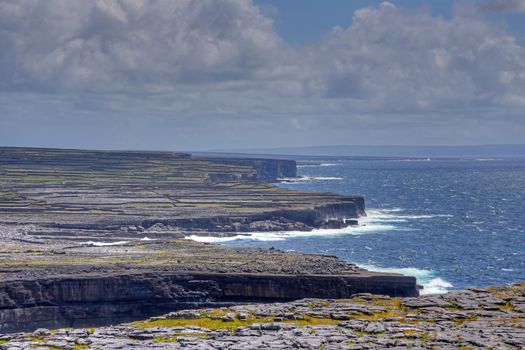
[1,283,523,348]
[0,147,363,237]
[197,156,297,182]
[0,271,417,333]
[0,147,417,334]
[0,236,417,333]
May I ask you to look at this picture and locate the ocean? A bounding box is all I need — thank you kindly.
[189,158,525,295]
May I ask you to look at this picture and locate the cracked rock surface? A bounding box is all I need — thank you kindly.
[1,283,523,349]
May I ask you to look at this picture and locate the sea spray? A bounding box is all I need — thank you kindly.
[357,264,453,294]
[186,208,446,243]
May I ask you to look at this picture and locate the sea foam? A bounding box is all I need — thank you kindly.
[186,208,445,243]
[186,208,455,294]
[279,176,344,182]
[358,263,453,294]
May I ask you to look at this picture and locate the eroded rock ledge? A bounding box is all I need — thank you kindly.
[0,239,417,333]
[0,283,523,349]
[0,147,364,236]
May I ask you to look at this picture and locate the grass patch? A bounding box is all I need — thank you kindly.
[132,316,274,330]
[134,313,346,331]
[283,316,341,327]
[73,345,89,350]
[349,310,397,321]
[499,302,515,311]
[153,333,208,343]
[447,302,462,310]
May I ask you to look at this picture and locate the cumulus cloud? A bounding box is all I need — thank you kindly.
[309,2,525,110]
[0,0,284,92]
[0,0,524,148]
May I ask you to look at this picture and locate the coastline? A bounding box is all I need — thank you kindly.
[1,283,523,348]
[0,147,416,333]
[0,147,522,348]
[185,208,455,295]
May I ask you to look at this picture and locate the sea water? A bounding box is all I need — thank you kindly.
[188,158,525,294]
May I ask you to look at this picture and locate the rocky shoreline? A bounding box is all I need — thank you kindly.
[2,146,520,348]
[0,239,418,334]
[0,283,523,349]
[0,147,364,237]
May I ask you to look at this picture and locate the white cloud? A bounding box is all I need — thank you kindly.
[0,0,524,148]
[307,2,525,110]
[0,0,283,91]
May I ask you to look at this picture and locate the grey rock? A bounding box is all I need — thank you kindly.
[31,329,51,338]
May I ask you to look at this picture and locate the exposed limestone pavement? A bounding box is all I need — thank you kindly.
[0,147,416,333]
[0,147,364,236]
[1,283,523,349]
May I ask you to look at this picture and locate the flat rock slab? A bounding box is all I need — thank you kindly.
[1,283,523,349]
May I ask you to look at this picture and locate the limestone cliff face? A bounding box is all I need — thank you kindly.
[160,196,364,233]
[199,157,297,182]
[0,272,417,333]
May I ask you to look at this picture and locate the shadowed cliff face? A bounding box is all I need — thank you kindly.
[199,157,298,182]
[0,237,418,333]
[0,271,417,333]
[0,283,523,349]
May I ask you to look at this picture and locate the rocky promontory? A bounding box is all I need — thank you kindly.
[0,147,419,334]
[0,147,364,236]
[0,239,418,333]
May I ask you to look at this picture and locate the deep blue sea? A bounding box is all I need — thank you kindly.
[191,158,525,294]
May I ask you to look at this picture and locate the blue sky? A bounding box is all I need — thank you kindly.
[0,0,524,150]
[256,0,525,43]
[255,1,453,43]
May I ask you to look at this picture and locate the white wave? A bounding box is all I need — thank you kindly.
[366,209,453,222]
[420,278,454,294]
[279,176,344,183]
[186,221,398,243]
[297,163,340,168]
[141,236,155,241]
[358,264,453,295]
[187,208,450,243]
[358,264,433,280]
[83,241,128,246]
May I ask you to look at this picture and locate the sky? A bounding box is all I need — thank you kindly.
[0,0,524,151]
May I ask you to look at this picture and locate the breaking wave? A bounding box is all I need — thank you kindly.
[279,176,344,183]
[186,221,396,243]
[358,264,453,294]
[187,207,455,294]
[297,163,341,168]
[82,241,128,246]
[366,208,453,222]
[186,208,448,243]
